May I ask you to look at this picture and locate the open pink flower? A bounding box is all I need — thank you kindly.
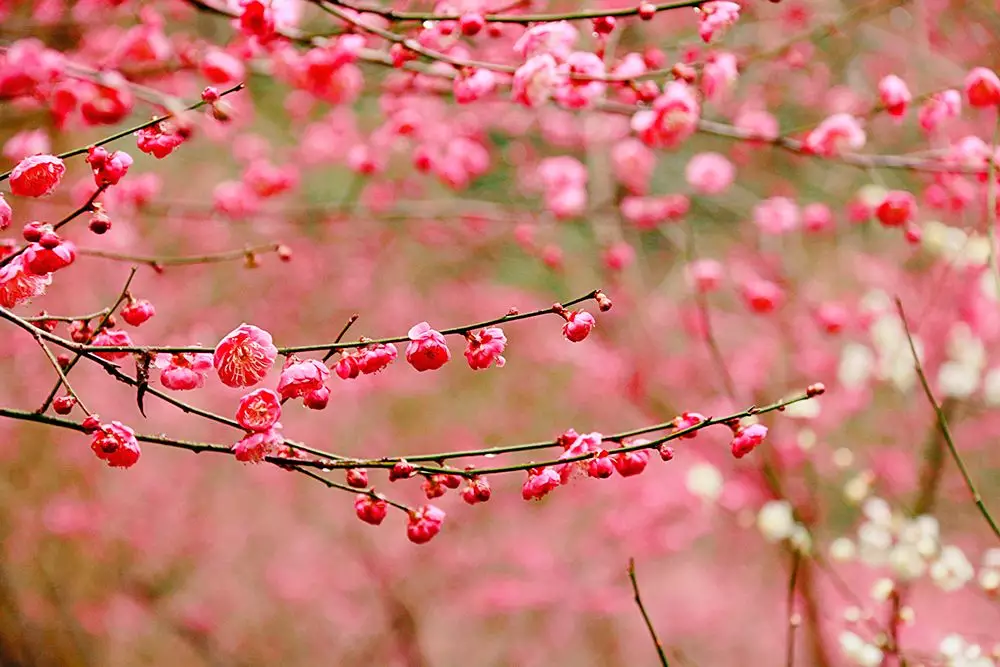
[0,255,51,308]
[90,421,141,468]
[86,147,133,186]
[358,343,397,374]
[512,54,563,108]
[803,114,865,156]
[513,21,578,60]
[232,426,282,463]
[405,322,451,371]
[277,358,329,400]
[464,327,507,370]
[406,504,445,544]
[917,90,961,134]
[236,388,282,432]
[698,1,741,43]
[631,82,700,150]
[155,353,214,391]
[136,122,186,159]
[92,329,134,361]
[553,51,607,109]
[9,154,65,197]
[214,324,278,387]
[454,68,497,104]
[24,240,75,275]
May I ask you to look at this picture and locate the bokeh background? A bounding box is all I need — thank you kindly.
[1,0,999,664]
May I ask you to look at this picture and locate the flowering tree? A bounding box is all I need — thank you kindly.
[0,0,998,664]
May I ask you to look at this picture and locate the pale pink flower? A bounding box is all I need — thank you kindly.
[917,90,961,134]
[621,195,689,229]
[454,68,497,104]
[734,108,779,141]
[537,156,587,190]
[631,82,700,149]
[553,51,607,109]
[686,152,735,195]
[686,259,724,293]
[611,138,655,195]
[513,21,578,60]
[878,74,911,118]
[698,1,741,43]
[3,129,50,161]
[803,113,865,156]
[802,203,833,232]
[753,197,800,235]
[701,52,738,100]
[512,54,563,108]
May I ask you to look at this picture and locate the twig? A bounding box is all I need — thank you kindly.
[323,314,361,362]
[785,552,802,667]
[627,558,670,667]
[77,243,283,269]
[0,83,245,182]
[56,289,605,355]
[323,0,703,23]
[31,334,91,416]
[37,268,138,414]
[894,296,1000,541]
[0,186,108,270]
[987,112,1000,297]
